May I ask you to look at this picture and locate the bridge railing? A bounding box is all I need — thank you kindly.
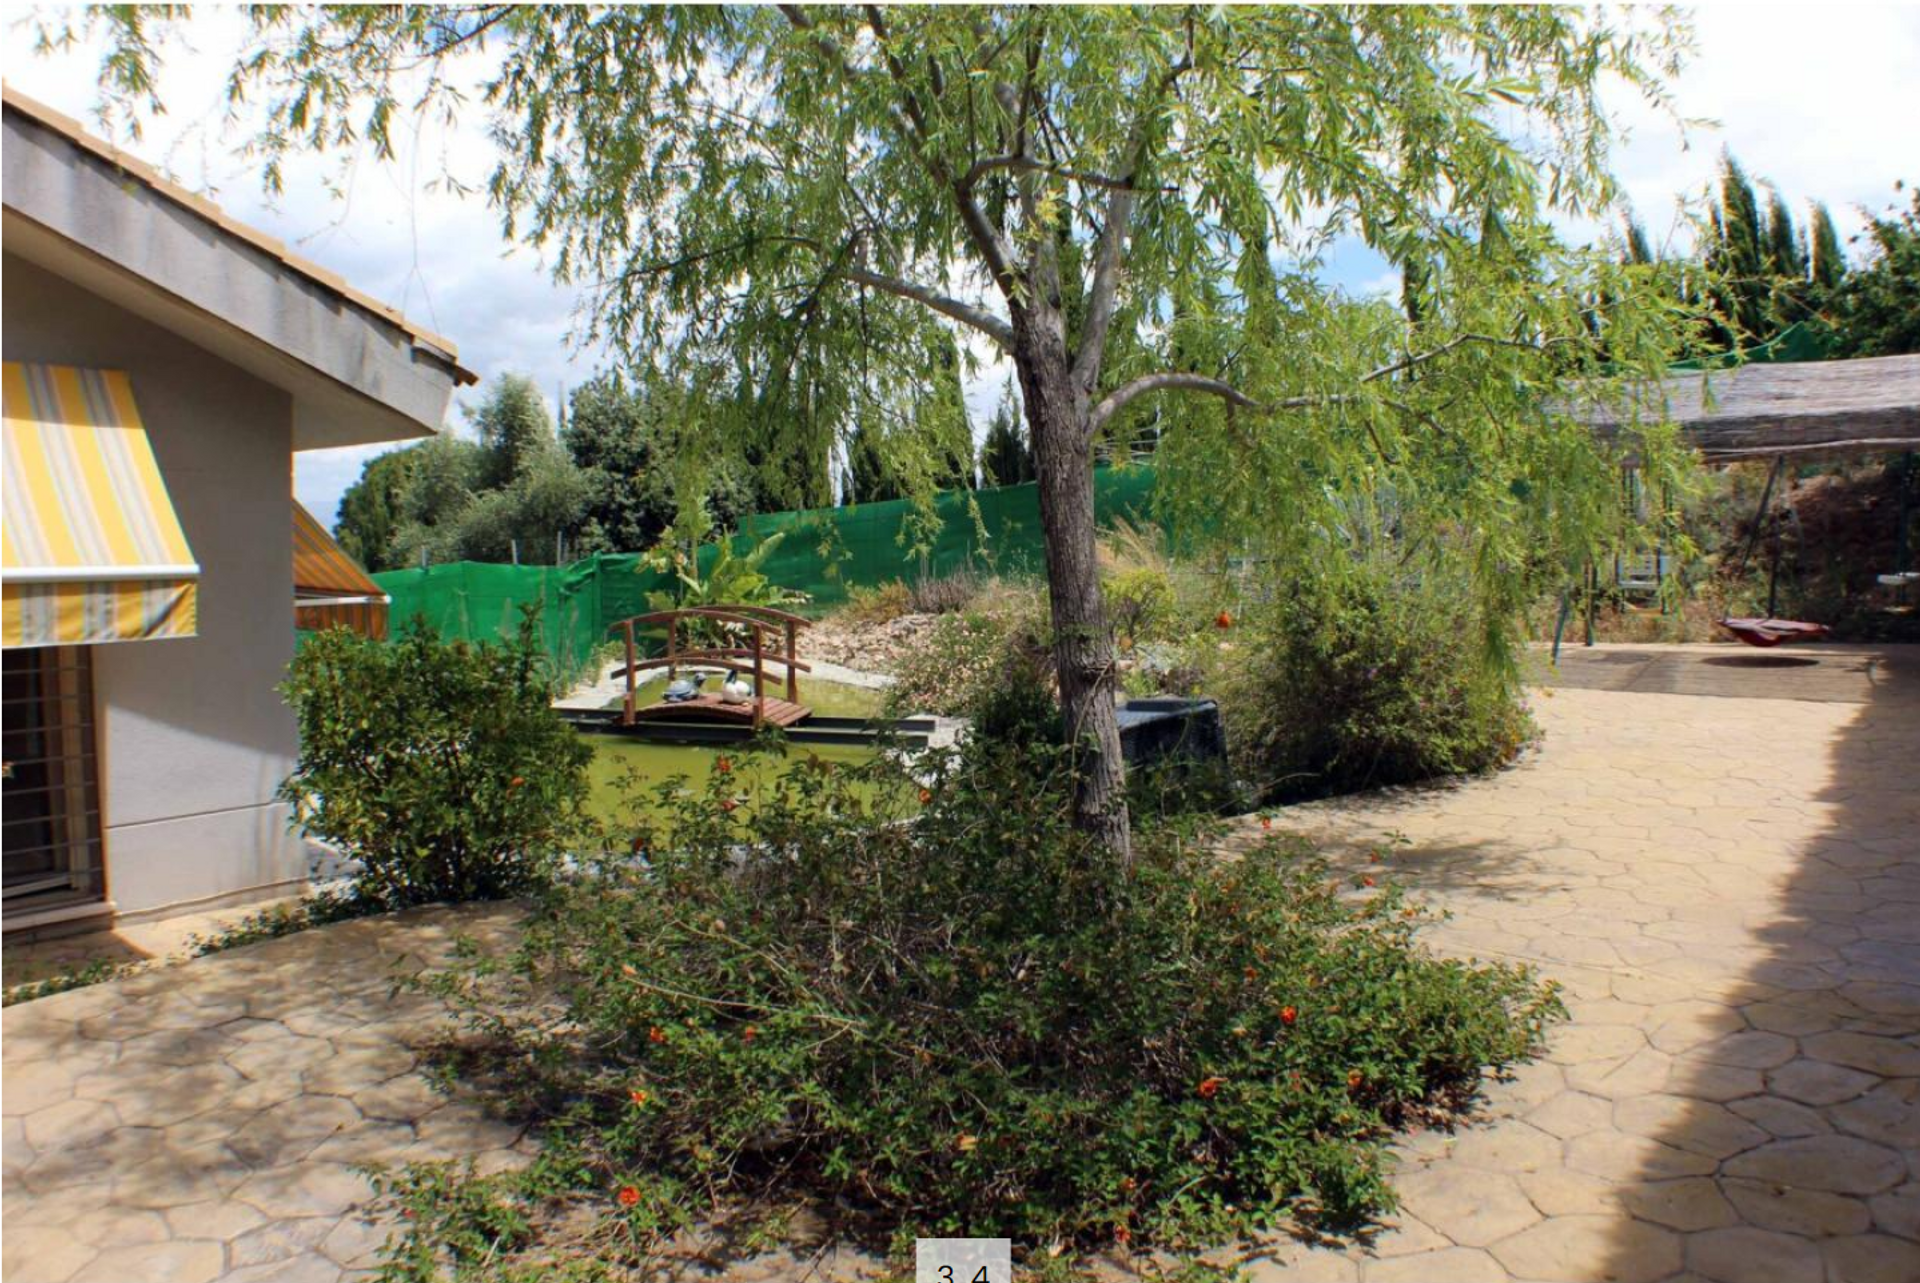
[605,606,812,727]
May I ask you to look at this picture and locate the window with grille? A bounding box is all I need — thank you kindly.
[3,646,104,916]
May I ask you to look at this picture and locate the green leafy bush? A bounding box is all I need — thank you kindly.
[395,739,1561,1273]
[280,611,592,909]
[886,583,1050,717]
[1219,564,1532,803]
[1103,566,1179,649]
[840,579,912,625]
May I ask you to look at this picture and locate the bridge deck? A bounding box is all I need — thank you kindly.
[627,693,810,728]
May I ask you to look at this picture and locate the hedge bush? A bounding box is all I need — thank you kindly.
[280,610,592,909]
[388,736,1562,1275]
[1218,563,1533,803]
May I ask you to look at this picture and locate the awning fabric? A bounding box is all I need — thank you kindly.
[293,499,388,640]
[2,363,198,648]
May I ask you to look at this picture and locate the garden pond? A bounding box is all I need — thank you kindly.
[579,675,893,819]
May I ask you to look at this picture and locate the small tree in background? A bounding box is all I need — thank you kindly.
[1831,184,1920,358]
[980,379,1035,488]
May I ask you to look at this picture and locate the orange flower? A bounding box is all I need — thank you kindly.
[716,756,732,774]
[720,798,738,813]
[1114,1225,1132,1246]
[1361,874,1377,888]
[1260,816,1272,831]
[629,1088,648,1106]
[1280,1005,1298,1026]
[1118,1176,1138,1194]
[741,1025,758,1042]
[648,1025,668,1044]
[508,776,526,789]
[1243,964,1257,982]
[1197,1076,1224,1099]
[918,788,933,805]
[1215,610,1233,630]
[616,1185,640,1208]
[1346,1069,1363,1091]
[956,1134,979,1153]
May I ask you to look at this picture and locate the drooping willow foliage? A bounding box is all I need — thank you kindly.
[52,4,1711,684]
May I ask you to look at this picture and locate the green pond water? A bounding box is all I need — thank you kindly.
[581,676,890,819]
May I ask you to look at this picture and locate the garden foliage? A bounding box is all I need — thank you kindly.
[394,737,1562,1274]
[1218,559,1533,803]
[279,610,591,909]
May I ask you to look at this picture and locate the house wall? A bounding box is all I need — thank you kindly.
[3,253,307,917]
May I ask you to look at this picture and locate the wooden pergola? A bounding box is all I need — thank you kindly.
[1583,353,1920,460]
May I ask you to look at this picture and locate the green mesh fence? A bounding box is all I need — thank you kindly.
[370,466,1161,666]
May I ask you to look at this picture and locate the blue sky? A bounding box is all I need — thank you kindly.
[6,5,1917,529]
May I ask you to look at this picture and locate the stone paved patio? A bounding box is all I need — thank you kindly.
[4,645,1916,1282]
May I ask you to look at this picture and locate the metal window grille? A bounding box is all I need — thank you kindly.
[3,646,104,916]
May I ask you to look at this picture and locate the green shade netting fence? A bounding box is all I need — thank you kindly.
[366,467,1160,670]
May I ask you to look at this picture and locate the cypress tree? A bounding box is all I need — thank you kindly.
[1809,203,1848,296]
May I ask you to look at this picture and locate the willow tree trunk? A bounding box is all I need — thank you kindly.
[1013,313,1133,863]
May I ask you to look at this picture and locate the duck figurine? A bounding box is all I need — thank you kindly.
[719,672,754,705]
[661,672,705,703]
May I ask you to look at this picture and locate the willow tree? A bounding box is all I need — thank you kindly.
[75,5,1697,857]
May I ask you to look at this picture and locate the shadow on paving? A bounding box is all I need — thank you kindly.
[1596,650,1920,1283]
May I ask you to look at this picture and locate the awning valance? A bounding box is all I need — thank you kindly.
[293,499,388,640]
[2,363,198,648]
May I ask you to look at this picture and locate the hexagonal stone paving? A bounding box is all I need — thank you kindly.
[4,647,1917,1281]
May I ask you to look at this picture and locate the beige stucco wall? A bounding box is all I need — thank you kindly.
[4,253,308,916]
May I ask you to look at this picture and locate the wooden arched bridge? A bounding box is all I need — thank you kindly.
[609,605,814,730]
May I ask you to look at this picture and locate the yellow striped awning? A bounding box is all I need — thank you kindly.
[293,500,388,640]
[2,363,199,648]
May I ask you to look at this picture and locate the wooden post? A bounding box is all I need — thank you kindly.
[784,619,798,704]
[666,615,678,683]
[622,620,636,726]
[751,624,765,730]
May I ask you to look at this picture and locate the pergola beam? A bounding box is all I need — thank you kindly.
[1582,353,1920,462]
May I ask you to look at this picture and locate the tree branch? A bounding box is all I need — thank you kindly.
[841,265,1013,350]
[1361,332,1580,382]
[1087,372,1346,438]
[858,4,1020,297]
[1071,45,1193,401]
[958,153,1158,193]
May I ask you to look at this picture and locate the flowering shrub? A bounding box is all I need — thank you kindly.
[389,736,1562,1273]
[280,609,592,908]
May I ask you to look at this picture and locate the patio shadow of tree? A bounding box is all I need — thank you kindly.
[1591,647,1920,1283]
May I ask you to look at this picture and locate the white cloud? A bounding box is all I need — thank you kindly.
[7,7,1917,522]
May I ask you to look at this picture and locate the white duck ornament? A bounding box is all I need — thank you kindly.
[720,672,754,704]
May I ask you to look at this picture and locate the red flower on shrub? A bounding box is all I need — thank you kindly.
[1114,1225,1132,1246]
[648,1025,667,1044]
[720,798,738,813]
[1197,1076,1224,1099]
[1243,965,1257,982]
[1347,1069,1363,1091]
[616,1185,640,1208]
[629,1088,648,1106]
[918,788,933,805]
[1260,816,1272,831]
[741,1025,758,1042]
[508,776,526,789]
[716,756,732,774]
[1361,874,1377,888]
[1280,1005,1298,1026]
[1215,610,1233,630]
